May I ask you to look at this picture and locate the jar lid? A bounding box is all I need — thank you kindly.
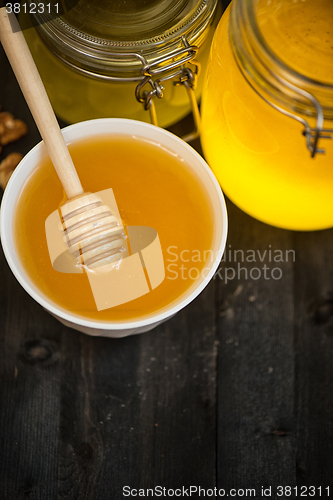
[30,0,218,80]
[62,0,204,42]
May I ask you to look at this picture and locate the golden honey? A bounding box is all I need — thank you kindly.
[14,135,215,321]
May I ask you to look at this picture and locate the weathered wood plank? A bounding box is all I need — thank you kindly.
[57,330,142,499]
[216,201,296,493]
[134,285,217,490]
[294,230,333,487]
[0,256,62,500]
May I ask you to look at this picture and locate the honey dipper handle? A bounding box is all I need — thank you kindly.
[0,8,84,199]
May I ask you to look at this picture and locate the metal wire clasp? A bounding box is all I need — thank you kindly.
[280,83,333,158]
[239,60,333,158]
[267,90,333,157]
[135,37,201,142]
[302,126,333,158]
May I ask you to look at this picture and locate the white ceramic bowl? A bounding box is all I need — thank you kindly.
[1,119,228,338]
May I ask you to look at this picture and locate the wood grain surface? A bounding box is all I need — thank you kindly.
[0,1,333,499]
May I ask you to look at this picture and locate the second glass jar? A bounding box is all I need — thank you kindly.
[21,0,221,129]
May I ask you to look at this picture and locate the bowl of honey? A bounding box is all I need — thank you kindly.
[1,119,227,337]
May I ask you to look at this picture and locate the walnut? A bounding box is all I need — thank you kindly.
[0,107,28,189]
[0,111,28,146]
[0,152,23,190]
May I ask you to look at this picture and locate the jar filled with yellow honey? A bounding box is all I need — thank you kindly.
[201,0,333,230]
[20,0,221,133]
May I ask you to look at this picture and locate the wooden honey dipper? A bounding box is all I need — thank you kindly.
[0,8,126,270]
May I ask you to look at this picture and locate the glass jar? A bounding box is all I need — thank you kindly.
[20,0,221,132]
[201,0,333,230]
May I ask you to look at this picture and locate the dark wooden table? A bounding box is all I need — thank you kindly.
[1,4,333,499]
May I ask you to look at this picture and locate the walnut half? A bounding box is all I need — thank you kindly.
[0,152,23,190]
[0,111,28,148]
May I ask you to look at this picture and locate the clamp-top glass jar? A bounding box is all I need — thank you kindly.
[21,0,221,134]
[201,0,333,230]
